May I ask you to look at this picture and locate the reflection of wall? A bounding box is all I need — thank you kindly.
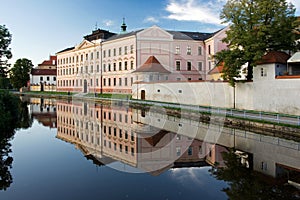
[135,109,300,177]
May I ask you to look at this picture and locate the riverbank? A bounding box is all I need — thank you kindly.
[15,91,300,139]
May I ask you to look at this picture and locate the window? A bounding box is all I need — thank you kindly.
[90,65,93,73]
[261,68,267,77]
[103,64,106,72]
[103,78,106,86]
[86,53,88,60]
[113,48,116,56]
[198,62,203,71]
[175,46,180,54]
[47,77,50,81]
[91,52,93,60]
[108,78,111,86]
[198,46,202,55]
[119,47,122,55]
[149,75,153,81]
[131,61,134,70]
[208,45,211,55]
[124,46,128,55]
[176,61,181,71]
[108,64,111,71]
[124,61,128,70]
[131,77,133,86]
[187,61,192,71]
[113,63,116,71]
[113,78,116,86]
[119,78,122,86]
[81,55,83,61]
[40,77,43,81]
[125,78,128,86]
[103,50,106,58]
[130,45,134,54]
[108,49,111,57]
[119,62,122,71]
[176,147,181,157]
[188,146,193,156]
[187,46,191,55]
[53,77,56,81]
[97,65,99,72]
[96,51,99,59]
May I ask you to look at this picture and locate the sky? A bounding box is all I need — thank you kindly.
[0,0,299,66]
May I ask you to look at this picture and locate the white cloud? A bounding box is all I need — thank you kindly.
[165,0,225,25]
[103,20,114,27]
[144,16,159,23]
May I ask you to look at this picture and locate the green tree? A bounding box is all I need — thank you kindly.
[9,58,33,89]
[0,25,12,89]
[0,91,32,190]
[210,148,299,200]
[215,0,299,86]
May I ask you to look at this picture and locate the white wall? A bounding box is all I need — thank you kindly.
[31,75,56,85]
[133,81,234,108]
[133,78,300,115]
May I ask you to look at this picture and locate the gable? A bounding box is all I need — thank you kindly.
[76,40,95,50]
[137,26,173,41]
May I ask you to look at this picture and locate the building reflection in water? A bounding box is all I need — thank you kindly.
[29,98,57,129]
[30,98,300,187]
[54,100,229,175]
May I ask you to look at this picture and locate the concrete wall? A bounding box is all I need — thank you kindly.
[133,81,234,108]
[133,78,300,115]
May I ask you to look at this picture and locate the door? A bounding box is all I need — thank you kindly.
[141,90,145,100]
[83,79,87,93]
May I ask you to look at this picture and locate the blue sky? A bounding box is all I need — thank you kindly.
[1,0,299,66]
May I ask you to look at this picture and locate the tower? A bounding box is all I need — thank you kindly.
[121,18,127,33]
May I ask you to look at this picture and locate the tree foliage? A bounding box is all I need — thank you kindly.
[215,0,299,86]
[0,91,32,190]
[210,148,300,200]
[10,58,33,89]
[0,25,12,78]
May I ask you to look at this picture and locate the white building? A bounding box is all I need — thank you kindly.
[56,22,228,94]
[30,55,57,91]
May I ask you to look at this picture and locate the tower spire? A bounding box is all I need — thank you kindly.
[121,17,127,33]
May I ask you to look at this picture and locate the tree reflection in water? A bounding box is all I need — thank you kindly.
[0,91,32,190]
[210,148,300,200]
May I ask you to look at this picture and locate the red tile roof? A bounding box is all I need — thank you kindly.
[31,69,57,76]
[38,55,57,66]
[257,51,290,65]
[208,62,224,74]
[134,56,171,73]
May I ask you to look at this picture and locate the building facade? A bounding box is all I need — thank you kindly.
[56,24,228,94]
[30,55,57,91]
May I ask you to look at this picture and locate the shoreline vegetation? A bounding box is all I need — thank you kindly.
[11,90,300,139]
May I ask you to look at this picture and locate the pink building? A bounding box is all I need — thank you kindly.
[56,23,228,94]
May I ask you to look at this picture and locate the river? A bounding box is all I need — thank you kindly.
[0,96,299,200]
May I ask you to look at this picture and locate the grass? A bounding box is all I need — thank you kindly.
[25,91,73,95]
